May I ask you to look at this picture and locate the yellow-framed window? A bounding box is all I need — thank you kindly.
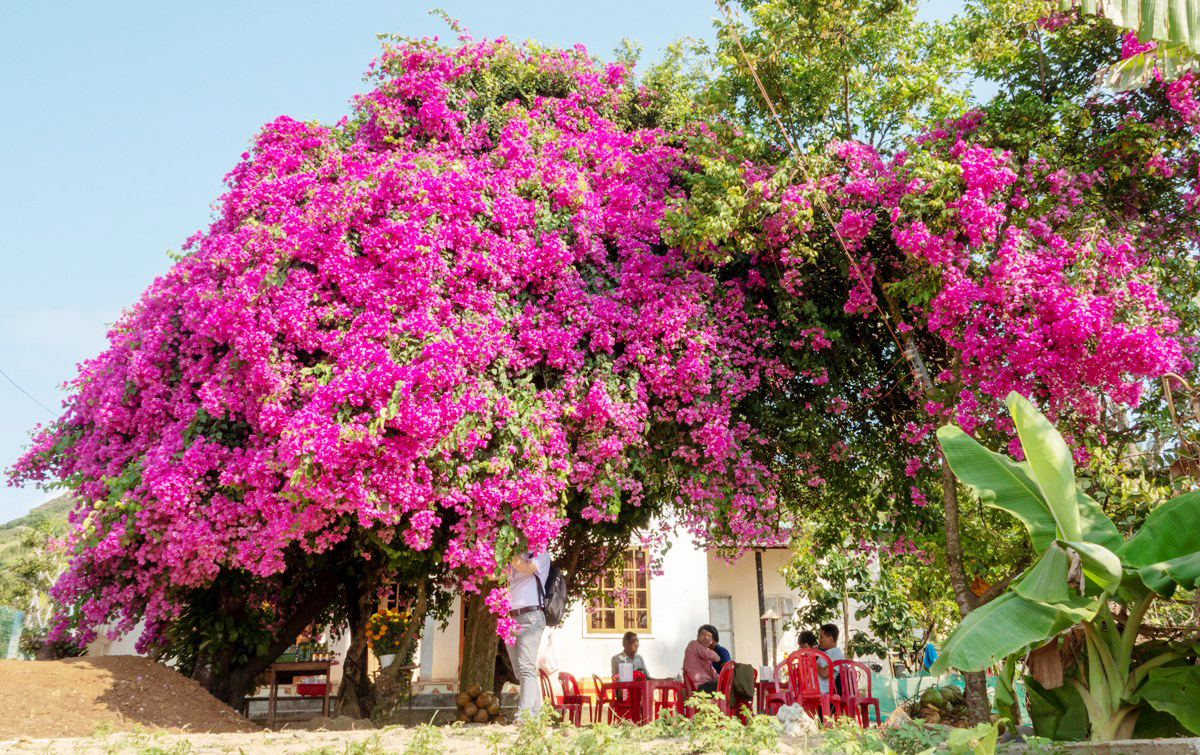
[586,547,651,634]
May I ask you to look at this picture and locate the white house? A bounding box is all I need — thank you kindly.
[413,535,870,698]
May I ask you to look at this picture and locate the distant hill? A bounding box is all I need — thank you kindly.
[1,494,74,532]
[0,494,74,568]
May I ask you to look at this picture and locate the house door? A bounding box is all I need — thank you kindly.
[708,596,734,659]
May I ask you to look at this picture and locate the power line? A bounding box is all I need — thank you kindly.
[0,366,59,418]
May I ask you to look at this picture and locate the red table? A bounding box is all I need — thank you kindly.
[603,678,684,723]
[756,679,790,713]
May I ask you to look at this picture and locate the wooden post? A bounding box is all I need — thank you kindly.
[755,550,768,667]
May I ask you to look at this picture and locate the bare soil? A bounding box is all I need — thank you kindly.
[0,657,812,753]
[0,656,257,739]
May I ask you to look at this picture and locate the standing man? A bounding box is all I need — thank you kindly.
[506,549,551,721]
[816,623,845,696]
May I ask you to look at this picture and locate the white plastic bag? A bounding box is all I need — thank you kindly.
[537,626,560,673]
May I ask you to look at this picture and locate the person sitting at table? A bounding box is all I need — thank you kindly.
[683,625,721,692]
[798,630,817,649]
[611,631,650,679]
[701,623,732,674]
[817,623,844,696]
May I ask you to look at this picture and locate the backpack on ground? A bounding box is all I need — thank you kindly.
[535,564,568,627]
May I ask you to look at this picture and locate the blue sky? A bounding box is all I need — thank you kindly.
[0,0,962,523]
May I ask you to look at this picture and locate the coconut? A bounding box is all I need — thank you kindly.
[919,706,941,724]
[487,701,501,715]
[477,692,495,709]
[463,702,478,718]
[939,685,964,704]
[474,708,491,723]
[455,691,472,707]
[919,688,945,708]
[467,683,483,698]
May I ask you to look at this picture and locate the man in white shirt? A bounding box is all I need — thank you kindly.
[610,631,649,678]
[817,622,844,695]
[506,550,551,720]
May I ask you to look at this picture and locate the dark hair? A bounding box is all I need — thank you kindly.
[623,631,638,644]
[820,623,839,641]
[700,624,721,644]
[799,630,817,646]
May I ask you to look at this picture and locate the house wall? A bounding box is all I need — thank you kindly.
[417,532,712,689]
[706,549,799,667]
[547,533,710,682]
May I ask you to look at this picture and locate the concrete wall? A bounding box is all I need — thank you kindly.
[706,549,799,667]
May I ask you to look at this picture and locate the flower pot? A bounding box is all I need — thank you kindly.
[378,653,397,668]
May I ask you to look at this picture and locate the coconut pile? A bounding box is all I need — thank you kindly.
[906,684,972,727]
[455,684,506,724]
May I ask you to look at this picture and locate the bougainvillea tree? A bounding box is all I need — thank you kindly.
[8,33,791,705]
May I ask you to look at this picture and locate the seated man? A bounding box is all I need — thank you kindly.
[816,623,844,696]
[611,631,649,678]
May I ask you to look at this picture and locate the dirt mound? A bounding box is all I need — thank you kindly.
[0,656,258,738]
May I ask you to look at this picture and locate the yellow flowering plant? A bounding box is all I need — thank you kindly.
[366,607,411,656]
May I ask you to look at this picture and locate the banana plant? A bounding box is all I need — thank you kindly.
[1062,0,1200,90]
[931,392,1200,741]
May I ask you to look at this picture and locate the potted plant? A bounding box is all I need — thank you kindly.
[367,607,411,668]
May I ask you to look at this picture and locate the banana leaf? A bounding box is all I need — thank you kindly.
[1026,675,1089,741]
[930,592,1098,674]
[1119,492,1200,596]
[937,425,1057,553]
[1006,392,1081,541]
[1015,544,1071,603]
[1133,665,1200,735]
[1076,491,1124,552]
[1056,539,1122,595]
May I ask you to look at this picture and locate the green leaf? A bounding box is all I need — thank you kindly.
[1026,675,1089,741]
[930,593,1098,674]
[1133,666,1200,735]
[1015,544,1071,603]
[946,721,1000,755]
[1006,392,1081,541]
[1076,491,1124,552]
[1056,539,1122,595]
[937,425,1056,553]
[1119,492,1200,566]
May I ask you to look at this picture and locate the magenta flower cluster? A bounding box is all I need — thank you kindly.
[768,107,1192,461]
[9,37,787,648]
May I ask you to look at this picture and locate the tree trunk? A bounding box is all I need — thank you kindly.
[335,577,375,719]
[459,591,499,694]
[205,571,342,708]
[372,579,429,723]
[941,458,990,724]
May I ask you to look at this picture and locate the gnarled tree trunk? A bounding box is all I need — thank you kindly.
[335,575,376,719]
[459,591,499,695]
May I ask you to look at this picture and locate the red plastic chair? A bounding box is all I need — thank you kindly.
[651,683,682,719]
[832,659,881,726]
[539,669,561,715]
[782,649,843,720]
[592,673,633,723]
[680,673,698,719]
[716,663,756,723]
[557,671,591,725]
[758,662,791,714]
